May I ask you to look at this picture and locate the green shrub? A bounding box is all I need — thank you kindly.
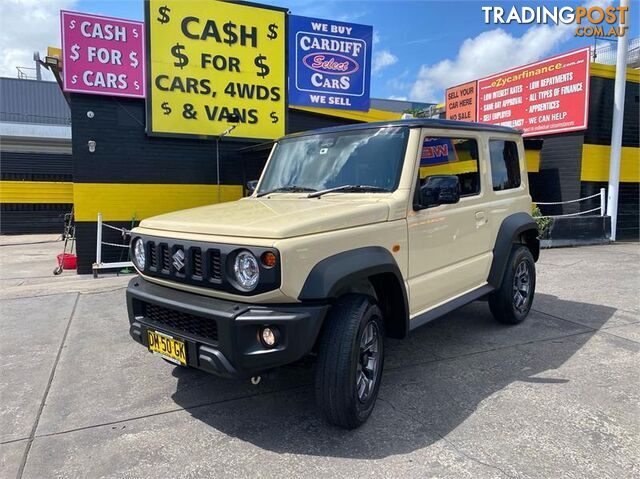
[532,204,553,236]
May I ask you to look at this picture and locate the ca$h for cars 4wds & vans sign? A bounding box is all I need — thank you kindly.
[289,15,372,111]
[146,0,286,140]
[61,11,145,98]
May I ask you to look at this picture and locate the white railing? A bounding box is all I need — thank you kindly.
[534,188,606,219]
[92,212,133,277]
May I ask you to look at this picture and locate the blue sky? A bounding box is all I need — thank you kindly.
[2,0,637,103]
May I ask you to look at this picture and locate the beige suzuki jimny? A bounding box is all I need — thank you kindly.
[127,119,539,429]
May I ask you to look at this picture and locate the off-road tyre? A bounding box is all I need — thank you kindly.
[489,245,536,324]
[315,294,385,429]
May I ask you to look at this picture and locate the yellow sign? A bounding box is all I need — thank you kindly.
[47,46,62,60]
[146,0,286,140]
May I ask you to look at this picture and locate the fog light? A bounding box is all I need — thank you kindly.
[260,326,278,348]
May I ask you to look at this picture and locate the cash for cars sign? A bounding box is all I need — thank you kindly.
[289,15,372,111]
[146,0,286,140]
[61,11,145,98]
[477,48,590,136]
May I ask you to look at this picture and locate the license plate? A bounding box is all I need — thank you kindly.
[147,330,187,365]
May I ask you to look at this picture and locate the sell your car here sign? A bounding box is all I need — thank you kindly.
[61,10,145,98]
[289,15,372,111]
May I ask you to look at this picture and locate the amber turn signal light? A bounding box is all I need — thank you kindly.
[261,251,277,268]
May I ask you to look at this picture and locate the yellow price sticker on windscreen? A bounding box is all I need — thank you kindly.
[146,0,286,140]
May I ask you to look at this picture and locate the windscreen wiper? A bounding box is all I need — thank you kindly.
[307,185,391,198]
[256,185,317,197]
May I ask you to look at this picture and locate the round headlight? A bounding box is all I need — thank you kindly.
[234,250,259,291]
[133,238,145,270]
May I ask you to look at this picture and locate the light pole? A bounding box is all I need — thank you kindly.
[606,0,629,241]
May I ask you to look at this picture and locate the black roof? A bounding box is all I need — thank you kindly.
[281,118,520,140]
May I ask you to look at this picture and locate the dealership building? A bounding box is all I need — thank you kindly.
[0,78,72,233]
[0,3,638,274]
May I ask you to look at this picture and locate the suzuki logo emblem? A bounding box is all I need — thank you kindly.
[172,249,186,272]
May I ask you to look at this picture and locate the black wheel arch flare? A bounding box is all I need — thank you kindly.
[298,247,409,339]
[488,212,540,289]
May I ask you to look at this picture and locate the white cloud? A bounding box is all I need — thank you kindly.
[0,0,77,80]
[373,31,381,45]
[388,95,407,101]
[336,11,367,23]
[409,25,572,102]
[409,0,609,102]
[372,49,398,74]
[386,69,411,92]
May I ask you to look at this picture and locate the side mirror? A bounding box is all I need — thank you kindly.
[421,175,461,207]
[246,180,258,195]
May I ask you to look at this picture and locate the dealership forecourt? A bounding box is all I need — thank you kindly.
[1,237,638,477]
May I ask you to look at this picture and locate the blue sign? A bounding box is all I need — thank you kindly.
[421,138,458,166]
[289,15,372,111]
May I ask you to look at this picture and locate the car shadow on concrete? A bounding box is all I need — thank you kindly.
[169,293,616,459]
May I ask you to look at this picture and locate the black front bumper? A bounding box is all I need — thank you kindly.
[126,277,329,378]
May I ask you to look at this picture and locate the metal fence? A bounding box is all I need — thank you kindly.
[534,189,606,219]
[592,37,640,67]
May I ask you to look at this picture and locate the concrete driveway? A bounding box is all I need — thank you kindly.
[1,236,638,478]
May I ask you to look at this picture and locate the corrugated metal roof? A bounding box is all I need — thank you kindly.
[370,98,434,113]
[0,77,70,126]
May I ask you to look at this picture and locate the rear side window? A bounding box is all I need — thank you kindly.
[489,140,521,191]
[419,137,480,197]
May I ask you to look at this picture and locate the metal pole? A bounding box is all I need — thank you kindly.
[33,52,42,81]
[600,188,606,216]
[216,137,221,204]
[605,0,629,241]
[215,124,237,204]
[96,212,103,265]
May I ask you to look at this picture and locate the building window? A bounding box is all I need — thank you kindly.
[489,140,521,191]
[419,137,480,197]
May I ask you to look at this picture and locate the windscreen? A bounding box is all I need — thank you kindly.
[257,127,409,195]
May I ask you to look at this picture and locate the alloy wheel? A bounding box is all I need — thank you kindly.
[356,320,381,403]
[513,259,531,313]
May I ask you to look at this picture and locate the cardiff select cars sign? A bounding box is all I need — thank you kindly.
[146,0,286,140]
[288,15,372,111]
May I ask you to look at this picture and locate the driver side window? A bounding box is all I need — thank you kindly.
[415,136,480,209]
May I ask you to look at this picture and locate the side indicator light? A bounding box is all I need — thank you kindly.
[261,251,277,268]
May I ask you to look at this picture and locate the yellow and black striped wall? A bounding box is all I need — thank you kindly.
[581,64,639,239]
[0,151,73,234]
[70,94,399,273]
[71,93,249,273]
[527,64,639,239]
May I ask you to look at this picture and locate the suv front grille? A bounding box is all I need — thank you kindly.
[148,241,157,268]
[145,303,218,342]
[192,249,203,277]
[136,235,280,295]
[161,244,170,272]
[210,250,222,280]
[145,241,222,284]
